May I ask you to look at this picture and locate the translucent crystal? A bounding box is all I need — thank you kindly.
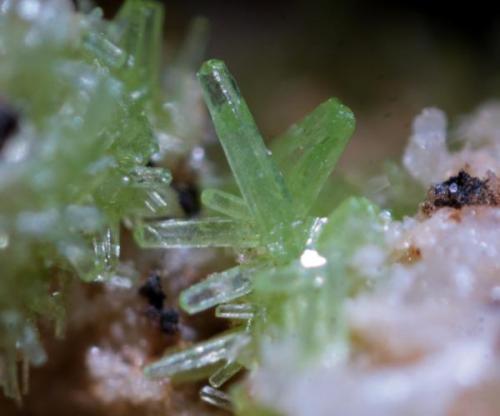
[82,31,127,69]
[115,0,164,97]
[317,197,383,258]
[272,98,355,215]
[126,166,180,217]
[173,17,209,70]
[180,267,255,314]
[200,385,233,412]
[0,313,46,401]
[134,218,259,248]
[144,331,246,380]
[92,224,120,280]
[197,60,299,252]
[215,303,256,320]
[201,188,251,220]
[209,360,243,388]
[0,0,201,397]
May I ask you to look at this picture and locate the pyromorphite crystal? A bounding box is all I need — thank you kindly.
[201,188,251,220]
[134,217,259,248]
[272,98,355,216]
[180,266,257,314]
[197,60,300,255]
[144,330,249,380]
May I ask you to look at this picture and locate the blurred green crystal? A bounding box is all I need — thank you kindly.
[0,0,207,400]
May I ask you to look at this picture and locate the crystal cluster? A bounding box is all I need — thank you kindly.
[137,59,356,410]
[0,0,205,401]
[2,0,499,414]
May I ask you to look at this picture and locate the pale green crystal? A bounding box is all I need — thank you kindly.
[198,60,302,257]
[180,267,256,314]
[272,98,355,216]
[0,0,207,400]
[201,188,251,220]
[200,385,234,412]
[209,360,243,388]
[215,303,256,320]
[134,218,259,248]
[250,198,384,362]
[144,331,248,380]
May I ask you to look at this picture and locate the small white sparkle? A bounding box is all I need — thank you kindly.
[300,249,327,268]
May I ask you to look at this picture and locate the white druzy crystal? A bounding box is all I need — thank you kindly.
[403,107,449,186]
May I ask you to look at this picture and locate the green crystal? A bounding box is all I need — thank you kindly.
[200,385,234,412]
[144,330,249,380]
[134,218,259,248]
[215,303,257,320]
[209,360,243,388]
[0,0,207,400]
[198,60,301,256]
[272,98,355,216]
[180,266,256,314]
[201,188,251,220]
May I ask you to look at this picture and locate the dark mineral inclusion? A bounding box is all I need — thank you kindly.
[423,170,499,214]
[139,274,179,335]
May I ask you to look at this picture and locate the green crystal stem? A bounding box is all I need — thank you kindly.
[197,60,296,239]
[1,347,19,401]
[180,266,255,314]
[144,331,246,379]
[271,98,355,215]
[127,166,181,217]
[82,32,127,69]
[200,385,234,412]
[215,303,256,320]
[201,189,251,220]
[209,361,243,388]
[92,223,120,281]
[134,218,259,248]
[175,17,210,69]
[116,0,164,96]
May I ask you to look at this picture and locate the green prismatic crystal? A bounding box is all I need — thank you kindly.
[144,330,249,380]
[180,266,257,314]
[272,98,355,216]
[201,189,251,220]
[197,60,300,255]
[135,218,259,248]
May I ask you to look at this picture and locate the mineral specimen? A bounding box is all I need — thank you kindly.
[2,0,500,415]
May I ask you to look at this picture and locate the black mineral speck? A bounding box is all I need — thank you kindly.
[159,308,179,335]
[138,274,165,310]
[0,103,19,151]
[173,182,201,217]
[424,170,497,213]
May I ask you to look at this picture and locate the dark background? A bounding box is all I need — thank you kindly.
[97,0,500,171]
